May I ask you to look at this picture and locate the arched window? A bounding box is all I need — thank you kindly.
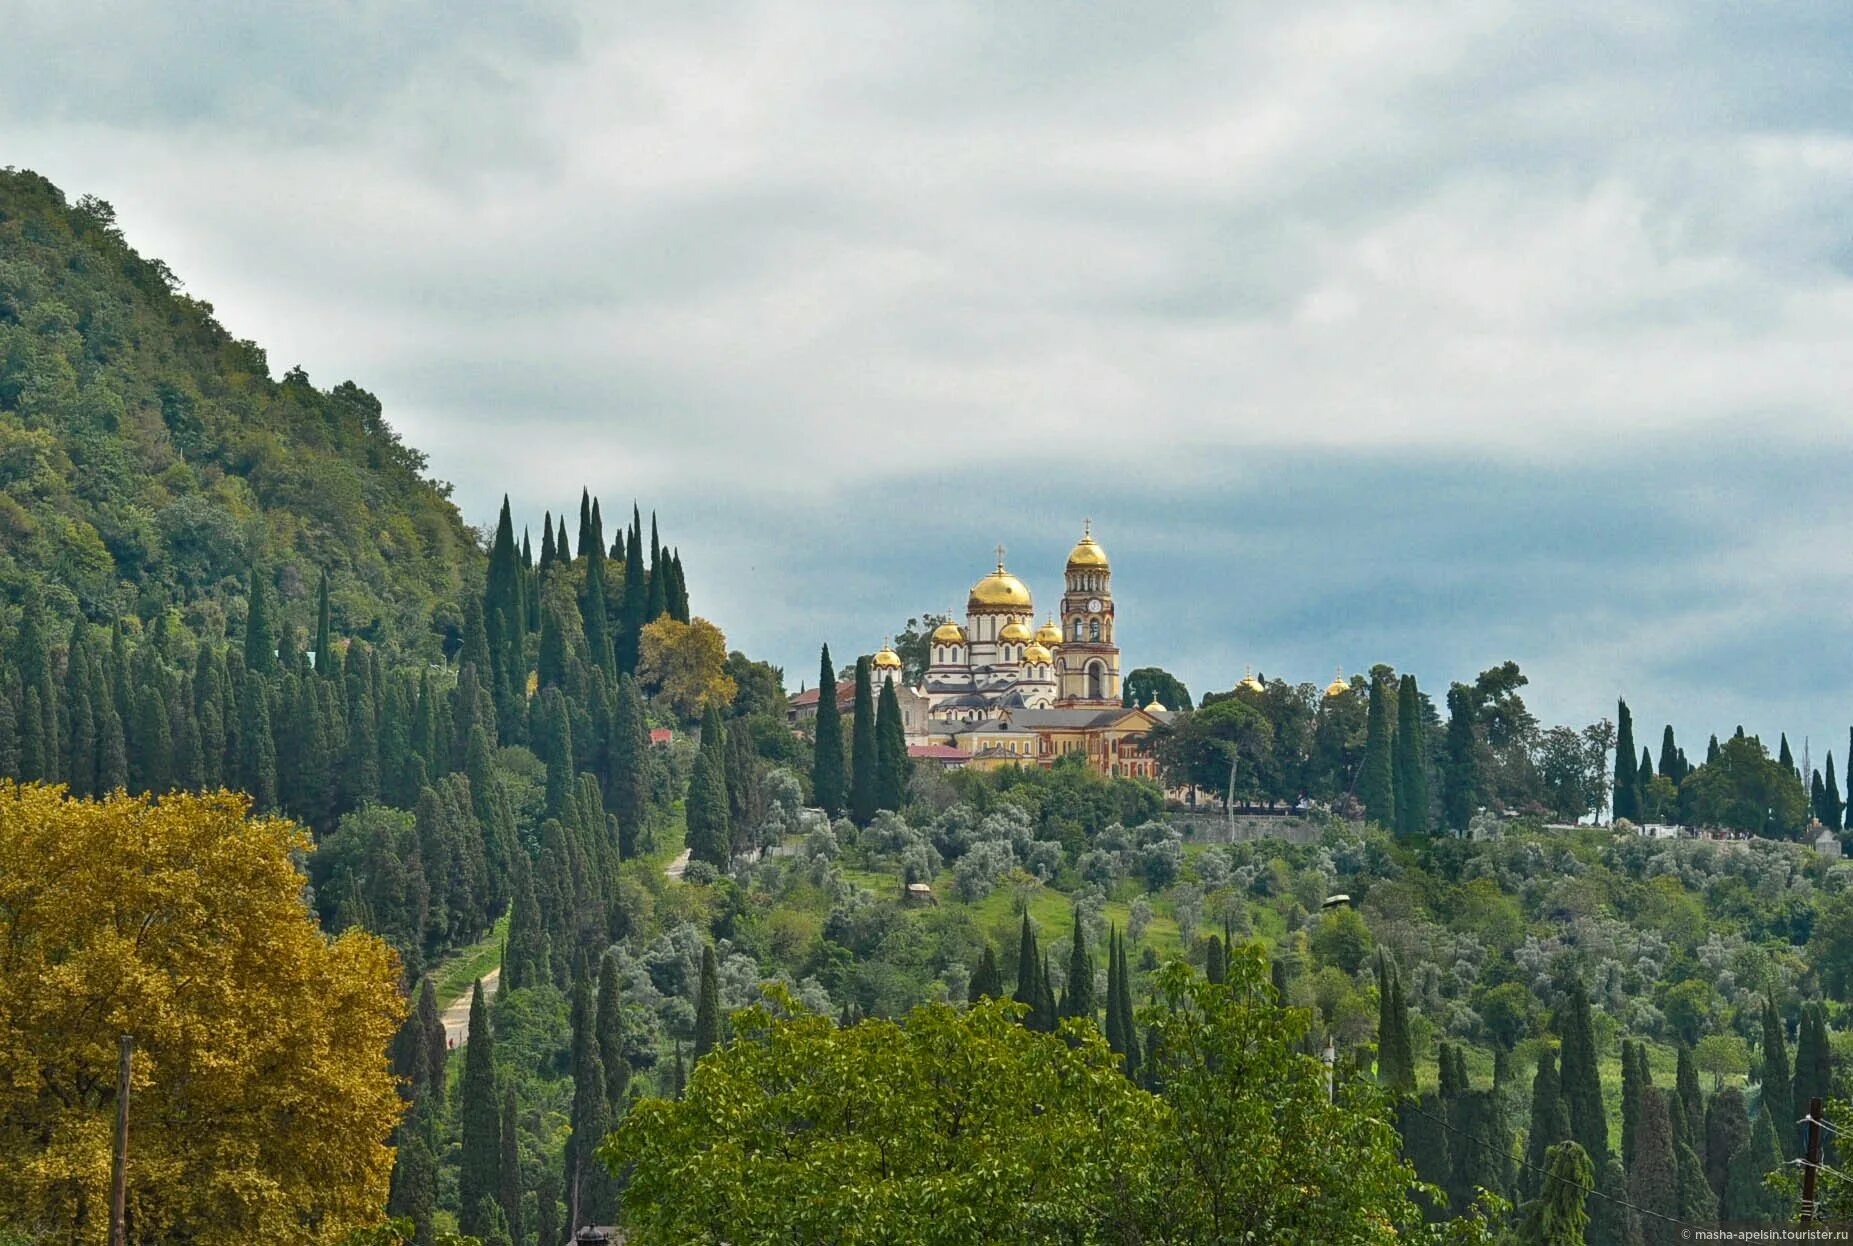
[1089,619,1101,641]
[1087,662,1104,700]
[1072,618,1083,641]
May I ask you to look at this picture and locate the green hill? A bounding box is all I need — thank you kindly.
[0,168,477,653]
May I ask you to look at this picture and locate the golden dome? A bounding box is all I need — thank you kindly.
[999,621,1034,644]
[1066,519,1110,569]
[1024,643,1053,665]
[931,620,967,645]
[1239,666,1265,694]
[1324,667,1350,698]
[968,550,1034,612]
[873,644,902,670]
[1034,617,1063,646]
[1145,699,1168,714]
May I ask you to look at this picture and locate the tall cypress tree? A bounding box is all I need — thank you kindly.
[1059,907,1096,1021]
[503,853,549,991]
[497,1088,523,1246]
[969,944,1003,1003]
[1361,667,1397,829]
[1103,929,1124,1051]
[811,645,845,817]
[597,950,630,1113]
[685,708,731,869]
[1791,1002,1831,1156]
[848,656,877,826]
[609,673,650,858]
[1629,1086,1679,1246]
[1015,913,1041,1023]
[1204,934,1226,985]
[566,964,612,1230]
[1115,932,1140,1079]
[1703,1087,1749,1204]
[1621,1040,1646,1173]
[1520,1140,1592,1246]
[1559,978,1608,1170]
[617,506,648,675]
[1394,673,1429,836]
[1613,699,1640,823]
[693,943,721,1060]
[313,569,332,675]
[1826,755,1844,831]
[1525,1048,1570,1200]
[1659,724,1682,784]
[1760,994,1794,1158]
[874,677,909,812]
[1440,684,1480,831]
[1723,1110,1788,1223]
[243,567,275,676]
[457,981,500,1237]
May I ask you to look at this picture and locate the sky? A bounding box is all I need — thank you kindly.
[5,1,1853,758]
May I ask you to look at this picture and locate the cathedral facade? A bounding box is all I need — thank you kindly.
[920,523,1123,725]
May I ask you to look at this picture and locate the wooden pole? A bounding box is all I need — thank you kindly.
[109,1034,132,1246]
[1802,1095,1824,1223]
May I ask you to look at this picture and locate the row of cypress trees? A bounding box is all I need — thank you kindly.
[1359,669,1433,836]
[808,647,911,826]
[1379,956,1811,1243]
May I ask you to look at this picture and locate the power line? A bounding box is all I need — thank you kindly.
[1400,1101,1688,1228]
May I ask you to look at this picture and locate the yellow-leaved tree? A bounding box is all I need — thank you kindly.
[637,615,737,719]
[0,783,406,1244]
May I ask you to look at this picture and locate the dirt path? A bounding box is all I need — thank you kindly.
[665,847,691,880]
[441,966,500,1047]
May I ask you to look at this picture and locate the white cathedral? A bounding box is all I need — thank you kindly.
[870,523,1124,726]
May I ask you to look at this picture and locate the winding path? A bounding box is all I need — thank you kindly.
[441,967,499,1046]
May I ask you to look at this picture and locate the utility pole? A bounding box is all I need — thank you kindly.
[1801,1095,1823,1224]
[109,1034,132,1246]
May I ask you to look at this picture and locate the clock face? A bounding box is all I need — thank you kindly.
[1087,597,1103,613]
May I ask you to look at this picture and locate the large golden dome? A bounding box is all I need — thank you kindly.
[999,621,1034,644]
[1024,643,1053,665]
[968,553,1033,611]
[931,620,967,645]
[1066,520,1109,570]
[1324,668,1350,698]
[873,644,902,670]
[1239,667,1265,693]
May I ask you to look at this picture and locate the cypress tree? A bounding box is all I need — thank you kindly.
[1559,978,1608,1170]
[617,506,648,674]
[874,677,909,812]
[387,1106,440,1246]
[1015,913,1040,1015]
[609,673,651,858]
[1629,1084,1679,1246]
[239,678,278,811]
[313,569,332,675]
[1702,1087,1748,1204]
[539,511,556,570]
[969,944,1003,1003]
[457,980,500,1236]
[504,854,549,990]
[1590,1154,1638,1246]
[1780,732,1796,776]
[1760,994,1794,1158]
[1393,673,1429,836]
[1102,929,1124,1049]
[1659,724,1682,785]
[1675,1130,1716,1227]
[1621,1040,1646,1173]
[1614,699,1640,823]
[1792,1002,1831,1155]
[1116,933,1140,1079]
[1827,754,1844,831]
[1520,1140,1592,1246]
[597,950,630,1112]
[645,513,668,624]
[1361,667,1396,828]
[1204,933,1226,985]
[1402,1092,1453,1203]
[1441,684,1480,831]
[1034,953,1058,1033]
[693,943,721,1060]
[1377,953,1415,1095]
[566,964,612,1230]
[811,645,845,817]
[1674,1046,1702,1153]
[415,978,447,1104]
[1526,1048,1570,1199]
[849,656,877,825]
[243,567,275,676]
[685,716,731,869]
[556,514,571,562]
[497,1087,523,1246]
[1723,1110,1788,1223]
[1060,906,1096,1021]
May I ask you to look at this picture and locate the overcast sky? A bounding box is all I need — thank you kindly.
[6,1,1853,758]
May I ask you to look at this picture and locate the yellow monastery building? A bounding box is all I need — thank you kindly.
[793,524,1170,780]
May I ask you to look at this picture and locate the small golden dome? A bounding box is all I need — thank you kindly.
[931,620,967,645]
[1035,617,1063,646]
[1324,667,1350,698]
[1145,699,1167,714]
[1239,666,1265,693]
[1024,643,1053,665]
[873,645,902,670]
[968,550,1034,611]
[999,621,1034,644]
[1066,519,1109,569]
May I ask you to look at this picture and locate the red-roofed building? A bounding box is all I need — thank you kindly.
[649,727,674,746]
[907,743,972,770]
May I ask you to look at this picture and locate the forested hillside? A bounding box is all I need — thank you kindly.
[0,169,475,652]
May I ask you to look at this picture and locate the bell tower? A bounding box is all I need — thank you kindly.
[1055,520,1120,706]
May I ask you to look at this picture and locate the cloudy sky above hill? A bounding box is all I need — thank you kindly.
[7,1,1853,753]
